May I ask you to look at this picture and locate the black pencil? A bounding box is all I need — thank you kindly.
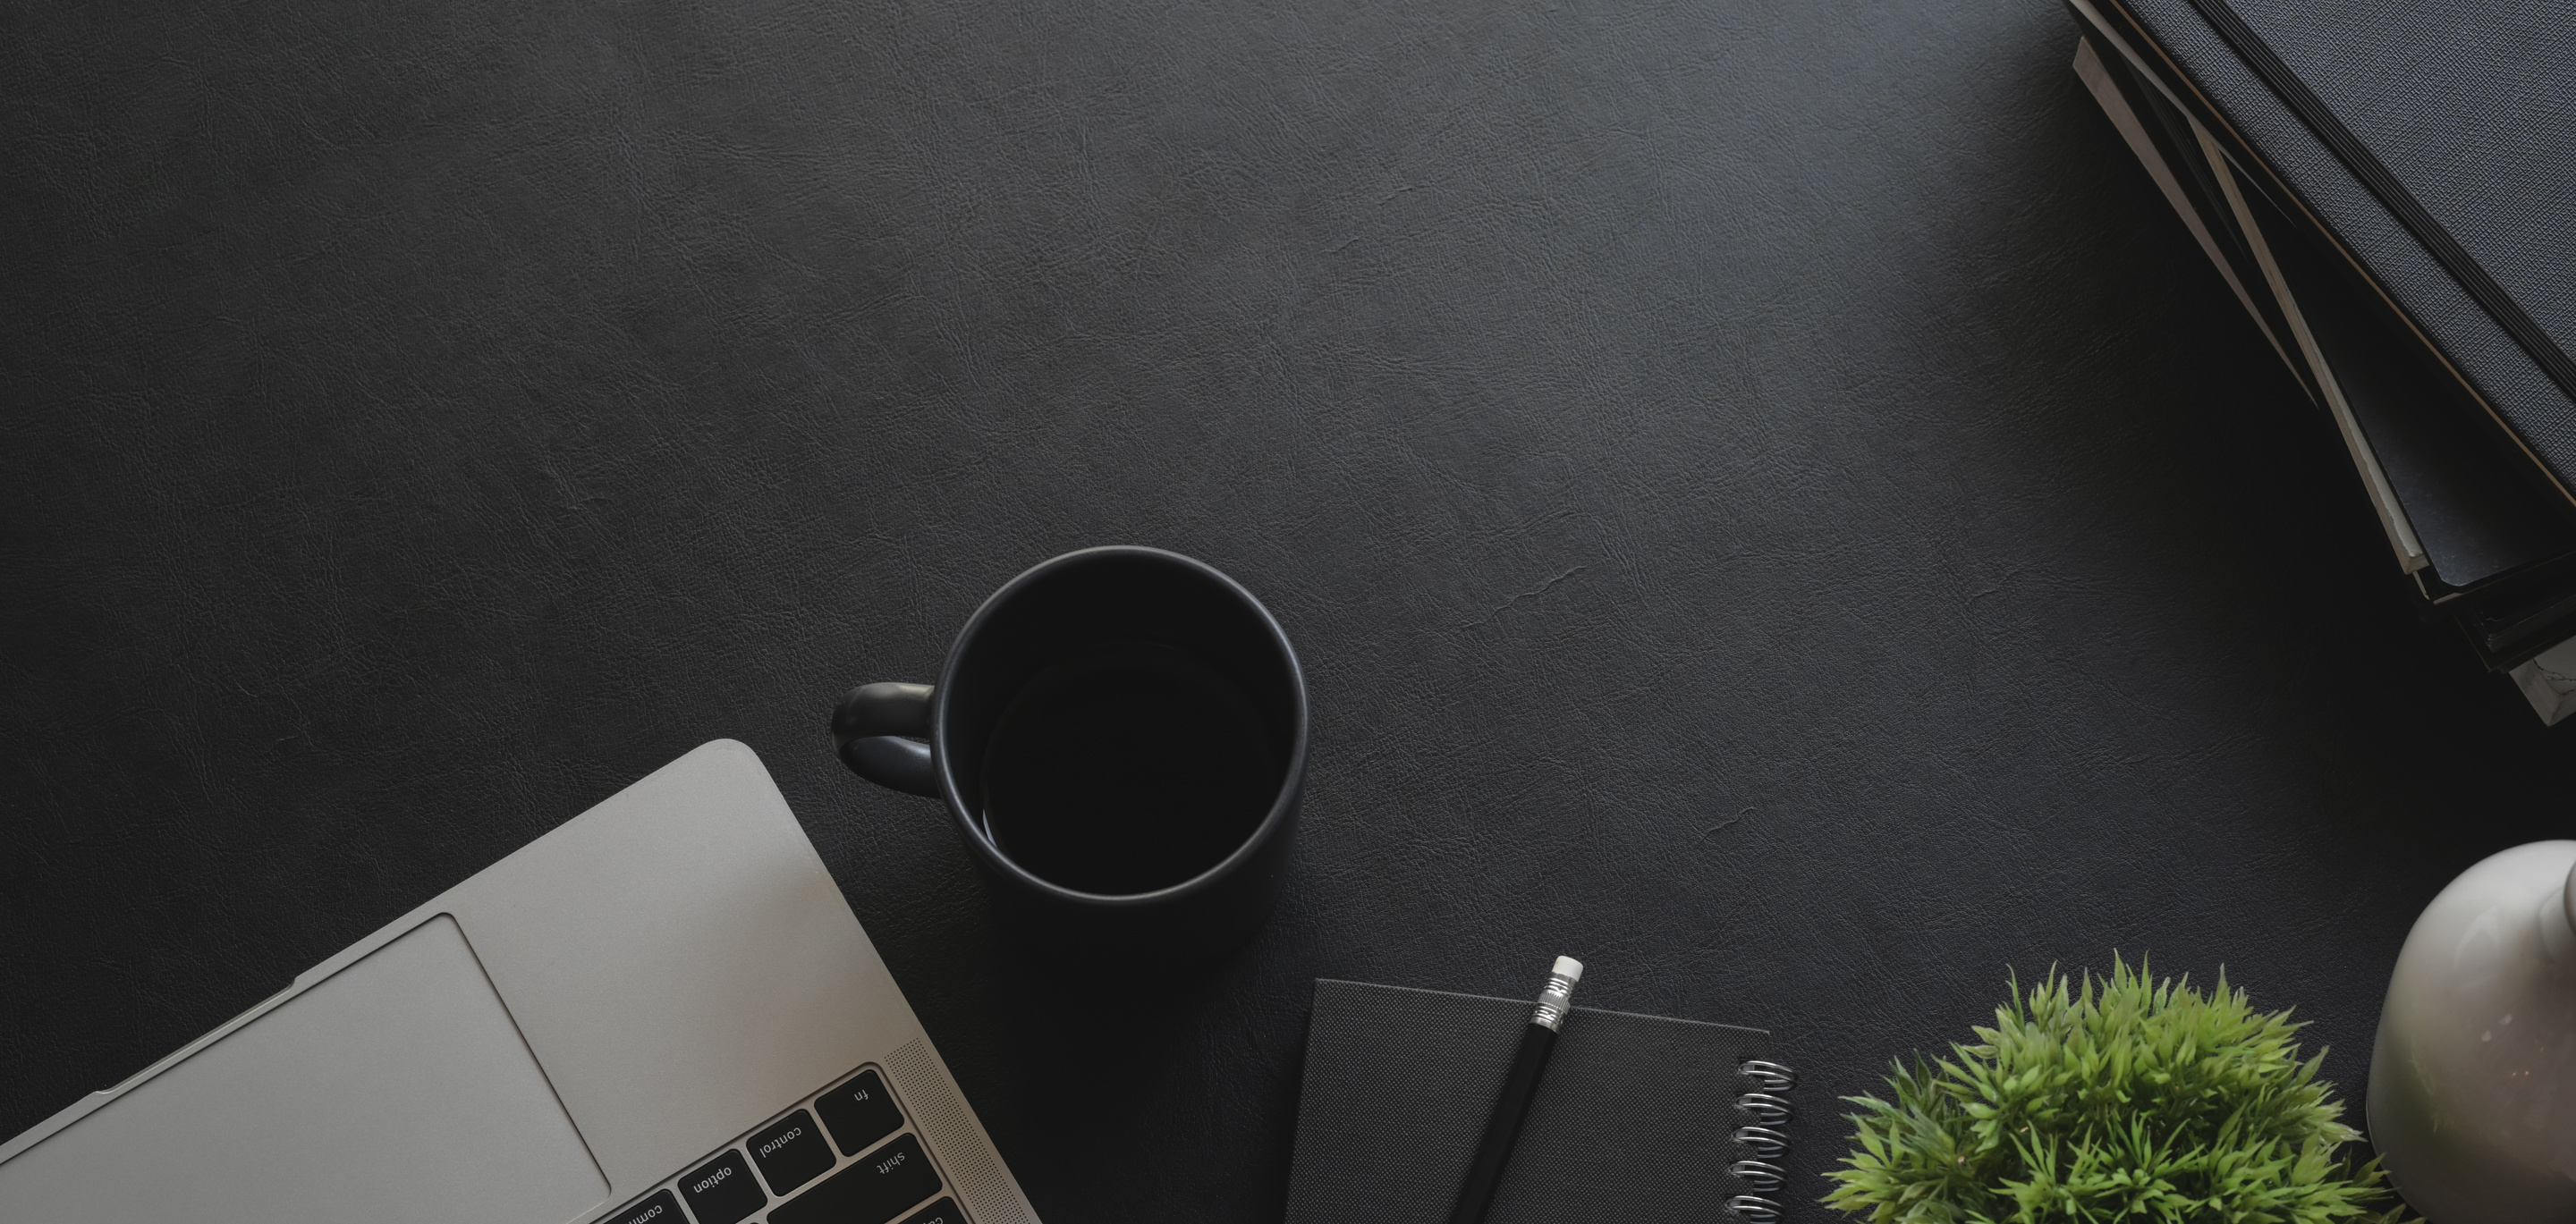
[1446,956,1584,1224]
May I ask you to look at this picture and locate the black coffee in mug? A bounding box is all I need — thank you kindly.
[832,547,1307,963]
[979,644,1277,896]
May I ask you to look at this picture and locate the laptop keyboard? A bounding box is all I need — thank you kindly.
[599,1067,966,1224]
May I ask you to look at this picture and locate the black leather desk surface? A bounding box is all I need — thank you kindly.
[5,0,2569,1218]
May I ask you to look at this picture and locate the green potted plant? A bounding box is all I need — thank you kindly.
[1823,958,2411,1224]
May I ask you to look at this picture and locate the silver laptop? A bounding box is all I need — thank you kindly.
[0,739,1038,1224]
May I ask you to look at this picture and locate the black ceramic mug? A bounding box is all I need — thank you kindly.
[832,546,1308,963]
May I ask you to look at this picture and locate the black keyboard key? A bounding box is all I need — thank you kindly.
[677,1149,767,1224]
[769,1133,942,1224]
[750,1108,835,1196]
[604,1190,687,1224]
[816,1068,906,1155]
[896,1197,967,1224]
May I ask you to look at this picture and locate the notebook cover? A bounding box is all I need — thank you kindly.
[2248,144,2576,595]
[2079,0,2576,503]
[2188,0,2576,398]
[2078,29,2576,595]
[1284,979,1773,1224]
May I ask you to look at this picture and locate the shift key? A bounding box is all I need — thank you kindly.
[769,1133,943,1224]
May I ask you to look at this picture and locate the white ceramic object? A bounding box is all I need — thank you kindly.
[2370,840,2576,1224]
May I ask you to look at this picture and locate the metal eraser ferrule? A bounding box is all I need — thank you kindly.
[1530,956,1583,1031]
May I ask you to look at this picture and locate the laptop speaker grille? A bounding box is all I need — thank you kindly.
[884,1038,1033,1224]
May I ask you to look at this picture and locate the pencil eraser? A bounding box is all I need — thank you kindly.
[1553,955,1584,982]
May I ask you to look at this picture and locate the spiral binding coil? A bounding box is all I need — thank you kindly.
[1741,1059,1796,1092]
[1728,1194,1784,1223]
[1728,1159,1786,1192]
[1733,1126,1789,1159]
[1725,1059,1796,1222]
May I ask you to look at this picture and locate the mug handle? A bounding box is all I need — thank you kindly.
[831,682,939,797]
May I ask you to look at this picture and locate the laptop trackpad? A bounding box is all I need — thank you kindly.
[0,914,610,1224]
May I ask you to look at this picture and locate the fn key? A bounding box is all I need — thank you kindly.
[769,1133,943,1224]
[817,1068,906,1154]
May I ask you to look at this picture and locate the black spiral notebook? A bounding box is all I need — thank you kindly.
[1284,979,1794,1224]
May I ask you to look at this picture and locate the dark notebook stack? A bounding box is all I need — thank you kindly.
[2062,0,2576,722]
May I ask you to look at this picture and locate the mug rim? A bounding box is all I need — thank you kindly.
[927,544,1309,908]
